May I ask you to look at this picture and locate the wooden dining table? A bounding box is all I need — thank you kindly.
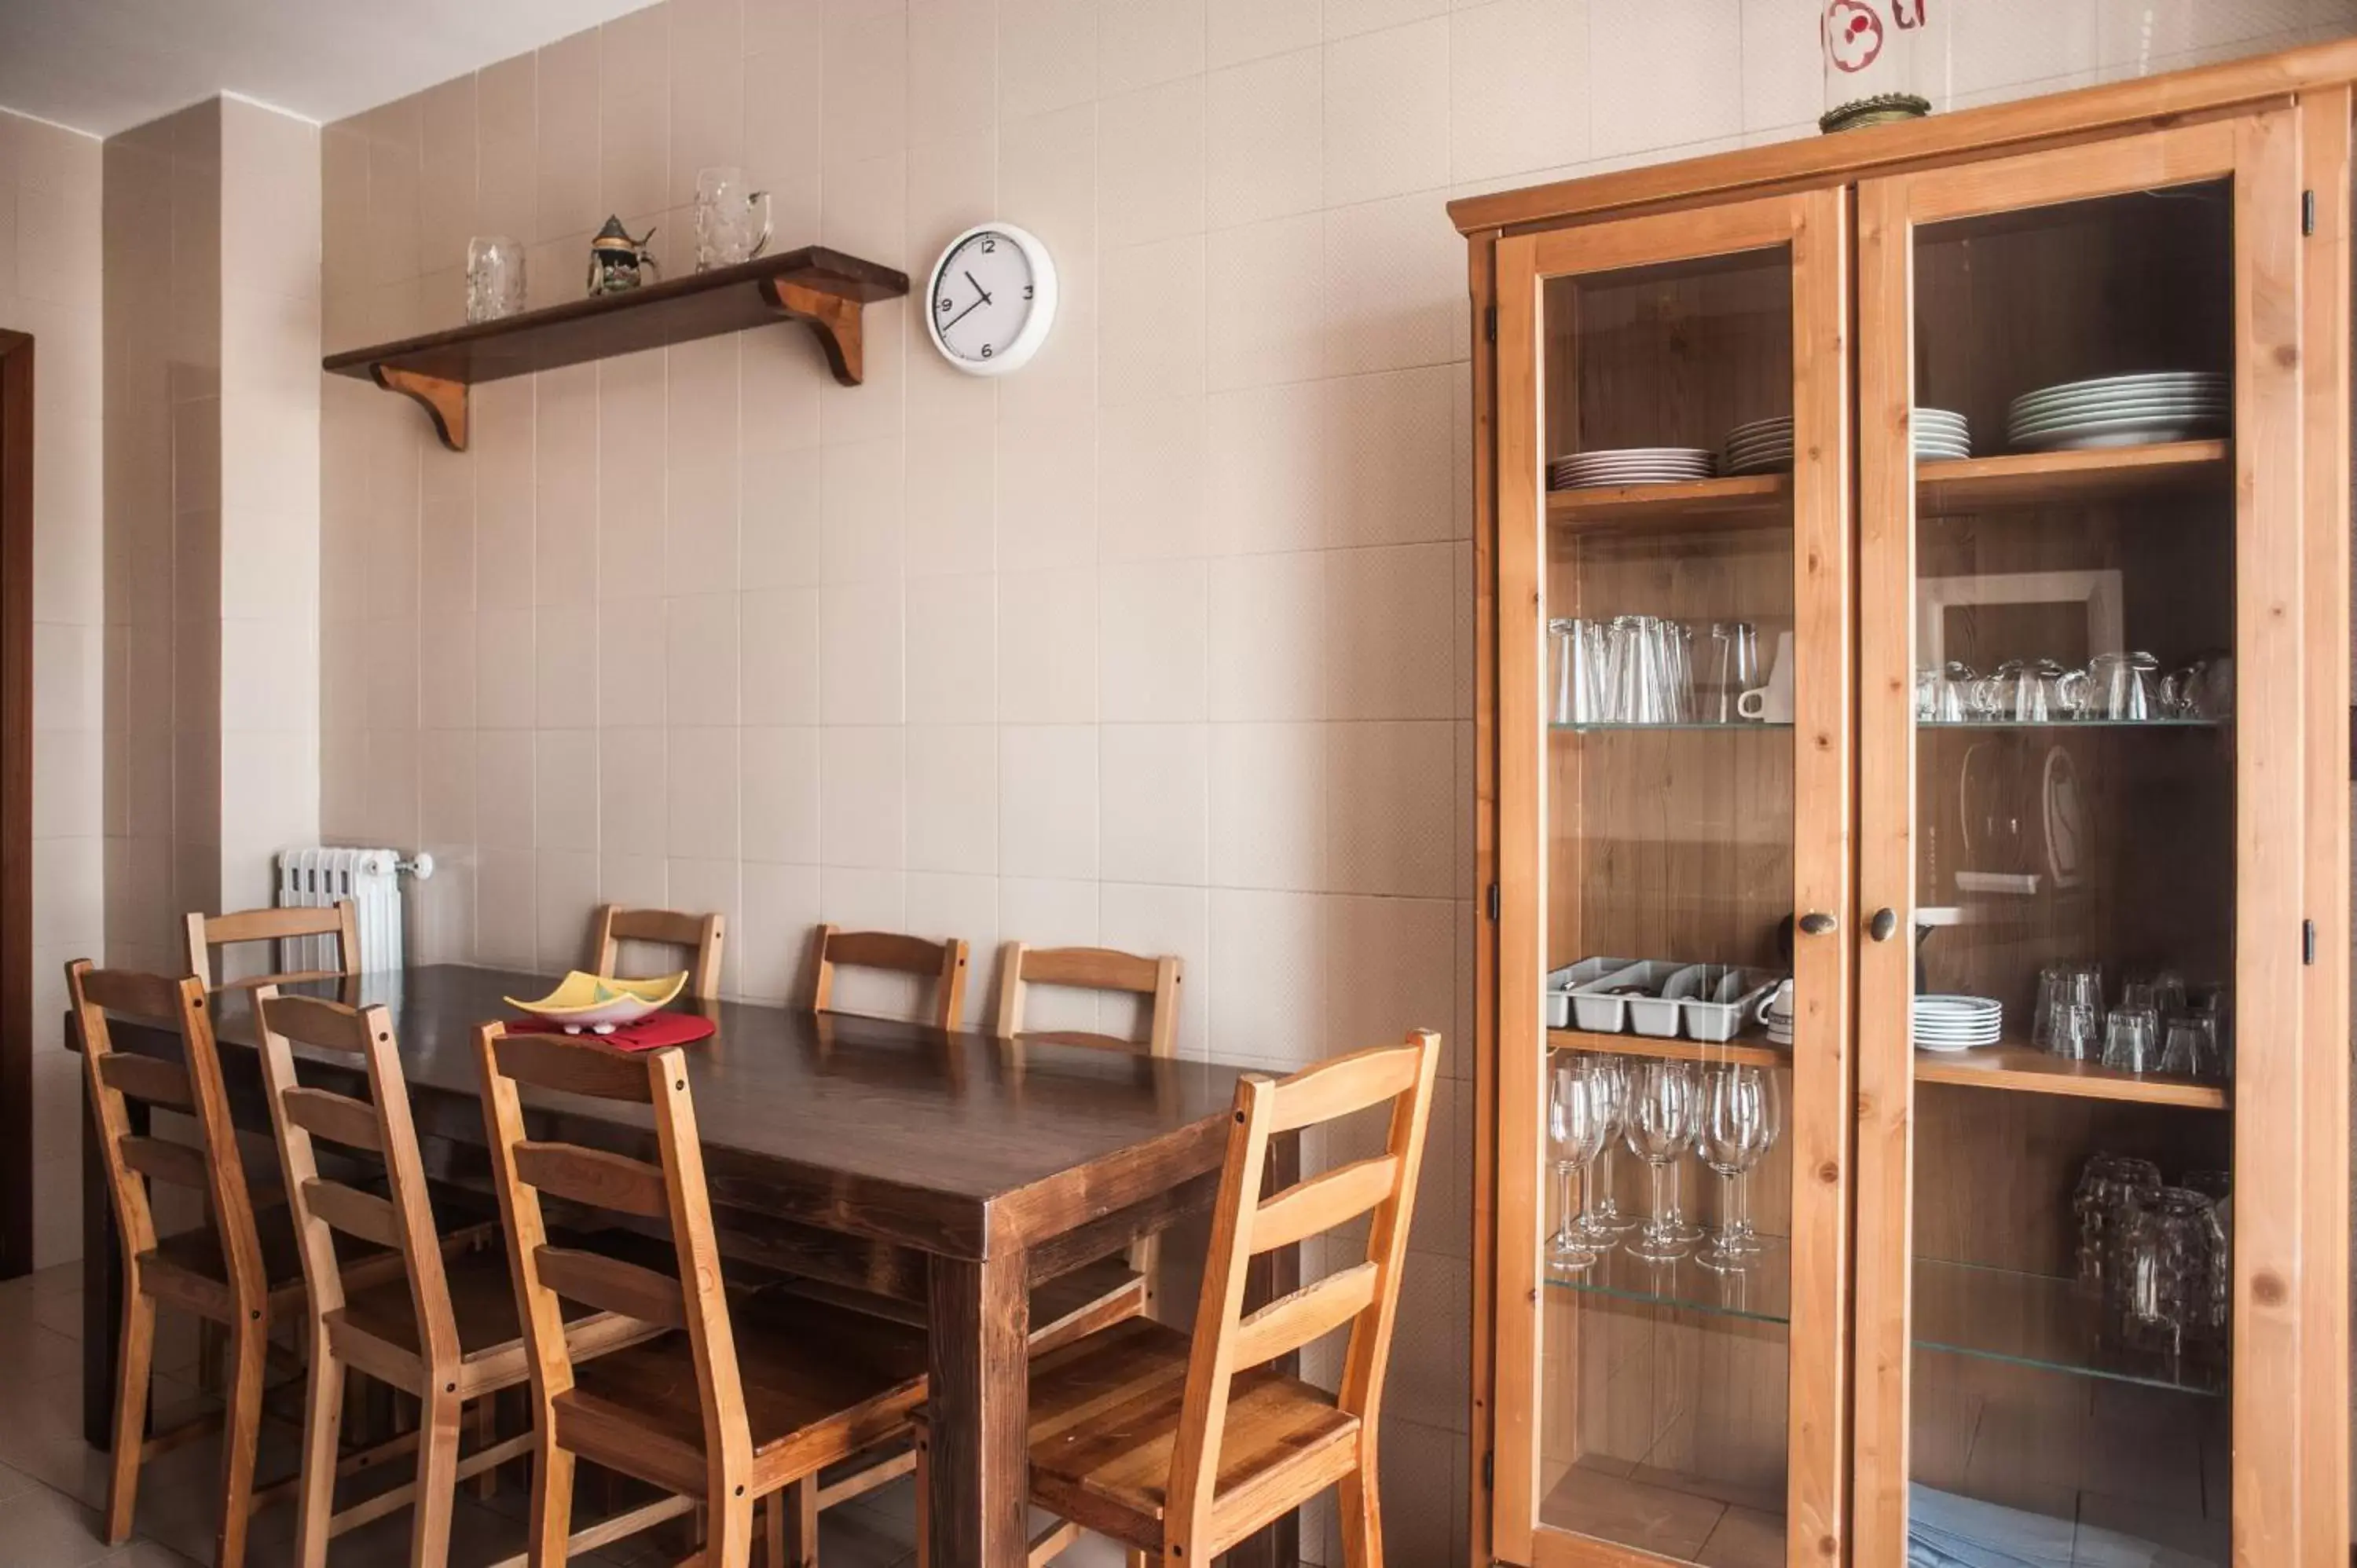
[75,963,1302,1568]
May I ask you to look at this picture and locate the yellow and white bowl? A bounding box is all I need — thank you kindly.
[505,970,688,1034]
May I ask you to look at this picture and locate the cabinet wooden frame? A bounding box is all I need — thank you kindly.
[1461,42,2355,1568]
[1490,187,1853,1568]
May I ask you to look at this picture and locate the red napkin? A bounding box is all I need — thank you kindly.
[509,1011,717,1051]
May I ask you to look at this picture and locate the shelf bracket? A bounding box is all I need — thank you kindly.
[760,278,867,387]
[372,366,469,452]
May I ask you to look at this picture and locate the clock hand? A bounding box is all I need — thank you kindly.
[940,293,991,333]
[963,269,993,305]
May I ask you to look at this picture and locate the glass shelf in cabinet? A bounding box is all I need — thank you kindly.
[1916,718,2223,731]
[1545,1245,2225,1397]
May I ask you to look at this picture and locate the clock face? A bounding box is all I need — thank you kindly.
[928,227,1052,372]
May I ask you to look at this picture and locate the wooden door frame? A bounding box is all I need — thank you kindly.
[1852,112,2320,1563]
[0,328,32,1280]
[1490,190,1855,1568]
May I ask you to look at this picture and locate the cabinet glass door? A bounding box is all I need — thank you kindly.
[1493,192,1851,1568]
[1855,115,2305,1566]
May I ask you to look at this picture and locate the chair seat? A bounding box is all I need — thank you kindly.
[1023,1317,1360,1552]
[553,1288,930,1497]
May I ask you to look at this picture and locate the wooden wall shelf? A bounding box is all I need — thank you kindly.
[1545,473,1791,530]
[321,247,910,452]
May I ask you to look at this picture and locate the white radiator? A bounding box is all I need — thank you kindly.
[276,848,421,974]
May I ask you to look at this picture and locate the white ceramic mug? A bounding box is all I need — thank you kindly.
[1736,631,1796,723]
[1754,978,1795,1026]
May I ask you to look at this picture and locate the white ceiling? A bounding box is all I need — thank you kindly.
[0,0,656,137]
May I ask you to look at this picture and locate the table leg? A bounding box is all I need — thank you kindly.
[82,1075,135,1448]
[1226,1130,1304,1568]
[926,1248,1031,1568]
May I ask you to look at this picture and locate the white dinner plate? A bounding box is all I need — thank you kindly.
[2011,418,2226,452]
[2009,393,2229,423]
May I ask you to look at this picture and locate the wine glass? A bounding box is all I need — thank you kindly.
[1546,1057,1610,1271]
[1625,1061,1700,1262]
[1574,1055,1637,1240]
[1697,1065,1780,1273]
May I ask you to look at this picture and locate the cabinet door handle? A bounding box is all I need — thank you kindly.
[1798,912,1838,936]
[1868,907,1898,942]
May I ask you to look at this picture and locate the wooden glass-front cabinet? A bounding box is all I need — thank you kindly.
[1457,42,2354,1568]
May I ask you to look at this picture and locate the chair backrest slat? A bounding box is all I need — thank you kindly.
[185,902,360,991]
[302,1178,405,1250]
[69,961,268,1319]
[1160,1031,1441,1561]
[117,1134,213,1191]
[532,1245,690,1329]
[1248,1155,1398,1257]
[513,1141,672,1221]
[809,925,970,1030]
[994,943,1183,1055]
[478,1023,750,1477]
[96,1052,193,1112]
[256,987,459,1372]
[1229,1261,1379,1372]
[279,1086,383,1152]
[588,904,727,1002]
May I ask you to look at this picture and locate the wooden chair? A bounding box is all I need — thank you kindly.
[993,943,1182,1056]
[476,1022,953,1566]
[995,943,1186,1313]
[255,988,684,1567]
[185,901,360,991]
[808,924,970,1029]
[916,1031,1442,1568]
[587,903,727,1001]
[68,960,398,1568]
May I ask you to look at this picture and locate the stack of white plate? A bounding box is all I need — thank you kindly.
[2006,372,2228,452]
[1915,408,1970,460]
[1912,995,2002,1053]
[1722,417,1794,475]
[1549,447,1717,490]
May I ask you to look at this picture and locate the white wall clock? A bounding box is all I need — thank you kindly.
[923,222,1058,376]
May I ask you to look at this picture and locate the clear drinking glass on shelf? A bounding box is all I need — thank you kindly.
[693,166,772,270]
[2047,997,2101,1063]
[1546,1056,1610,1271]
[2118,1187,2231,1361]
[1625,1061,1701,1261]
[1697,1064,1780,1273]
[1574,1056,1637,1240]
[2073,1153,2165,1300]
[465,236,526,323]
[2102,1004,2163,1072]
[2161,1009,2223,1079]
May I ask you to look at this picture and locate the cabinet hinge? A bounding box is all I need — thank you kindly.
[1483,303,1497,343]
[2304,189,2317,236]
[1486,883,1501,921]
[1482,1449,1494,1490]
[2304,918,2317,965]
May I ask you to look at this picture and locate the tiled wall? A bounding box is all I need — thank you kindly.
[104,100,222,982]
[313,2,2355,1559]
[0,108,104,1269]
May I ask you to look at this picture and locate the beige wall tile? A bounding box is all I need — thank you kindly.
[998,724,1097,879]
[741,859,823,1000]
[1592,0,1746,159]
[1100,561,1207,721]
[911,0,1001,142]
[669,726,742,858]
[904,574,998,724]
[1324,365,1456,547]
[905,723,999,875]
[1323,20,1450,206]
[741,724,821,863]
[533,727,599,849]
[537,27,603,242]
[1325,718,1454,896]
[817,577,906,724]
[998,566,1097,724]
[1207,211,1323,390]
[600,4,675,218]
[1099,724,1209,887]
[1100,235,1207,407]
[1205,47,1321,228]
[1208,885,1325,1067]
[1098,397,1206,562]
[1102,0,1208,93]
[1208,720,1325,891]
[666,592,742,726]
[1207,550,1323,722]
[1098,78,1206,249]
[741,586,821,725]
[1450,0,1590,181]
[1321,192,1464,378]
[671,0,747,196]
[1208,0,1320,68]
[823,7,911,167]
[820,723,907,868]
[1001,0,1100,119]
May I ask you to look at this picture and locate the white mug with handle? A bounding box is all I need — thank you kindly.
[1754,977,1795,1026]
[1736,630,1796,723]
